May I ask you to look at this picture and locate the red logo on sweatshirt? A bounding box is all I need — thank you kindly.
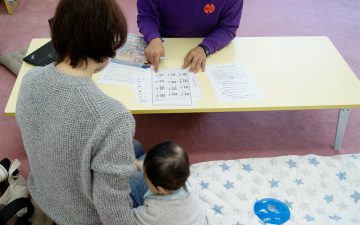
[204,3,215,14]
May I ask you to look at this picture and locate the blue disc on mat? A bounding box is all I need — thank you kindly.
[254,198,290,224]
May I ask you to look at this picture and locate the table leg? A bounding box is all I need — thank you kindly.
[333,109,351,150]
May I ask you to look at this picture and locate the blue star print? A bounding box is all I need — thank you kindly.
[219,162,230,171]
[308,158,319,166]
[329,215,342,221]
[224,181,235,190]
[200,181,209,190]
[324,195,333,203]
[212,204,223,215]
[336,171,346,181]
[304,215,315,221]
[287,159,297,168]
[350,191,360,203]
[294,178,303,185]
[284,200,293,209]
[268,178,279,188]
[242,164,253,172]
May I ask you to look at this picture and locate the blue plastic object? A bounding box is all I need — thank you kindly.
[254,198,290,224]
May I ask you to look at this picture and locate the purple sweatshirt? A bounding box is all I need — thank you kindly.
[137,0,243,54]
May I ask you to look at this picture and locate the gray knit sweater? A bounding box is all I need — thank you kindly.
[16,63,136,225]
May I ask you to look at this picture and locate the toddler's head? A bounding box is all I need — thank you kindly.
[144,141,190,194]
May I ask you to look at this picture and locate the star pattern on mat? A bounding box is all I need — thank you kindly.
[212,204,223,215]
[324,195,333,203]
[329,215,342,221]
[336,171,347,181]
[223,180,235,190]
[219,162,230,172]
[304,215,315,221]
[287,159,297,168]
[199,181,209,190]
[242,163,253,172]
[308,157,320,166]
[268,178,279,188]
[350,191,360,203]
[294,178,303,185]
[188,154,360,224]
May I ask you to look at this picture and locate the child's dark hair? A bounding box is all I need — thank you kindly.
[51,0,128,68]
[144,141,190,191]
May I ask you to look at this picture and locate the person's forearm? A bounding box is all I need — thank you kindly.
[201,28,237,54]
[93,172,136,225]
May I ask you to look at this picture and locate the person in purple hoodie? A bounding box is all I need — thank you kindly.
[137,0,243,73]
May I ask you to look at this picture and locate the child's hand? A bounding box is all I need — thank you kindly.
[134,159,144,171]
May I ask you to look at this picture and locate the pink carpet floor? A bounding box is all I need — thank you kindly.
[0,0,359,179]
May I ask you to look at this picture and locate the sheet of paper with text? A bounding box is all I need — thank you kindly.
[206,64,263,102]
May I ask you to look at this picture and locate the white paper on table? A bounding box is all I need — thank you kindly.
[99,62,150,86]
[135,74,152,104]
[189,72,203,100]
[206,64,263,102]
[151,68,193,107]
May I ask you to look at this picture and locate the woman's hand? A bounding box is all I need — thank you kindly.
[182,46,206,73]
[144,38,164,71]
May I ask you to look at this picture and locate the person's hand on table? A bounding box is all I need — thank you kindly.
[144,38,164,72]
[182,46,206,73]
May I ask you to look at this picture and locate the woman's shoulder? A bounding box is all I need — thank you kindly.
[23,64,50,80]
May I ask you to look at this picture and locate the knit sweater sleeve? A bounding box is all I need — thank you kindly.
[90,111,136,225]
[137,0,161,43]
[201,0,243,53]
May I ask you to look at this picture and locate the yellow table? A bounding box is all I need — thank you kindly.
[5,37,360,150]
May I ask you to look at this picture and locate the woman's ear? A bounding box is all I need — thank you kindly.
[156,186,169,195]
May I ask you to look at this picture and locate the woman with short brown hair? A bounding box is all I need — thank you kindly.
[16,0,141,224]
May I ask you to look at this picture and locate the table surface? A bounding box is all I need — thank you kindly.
[4,37,360,115]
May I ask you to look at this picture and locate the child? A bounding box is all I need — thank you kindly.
[133,141,208,225]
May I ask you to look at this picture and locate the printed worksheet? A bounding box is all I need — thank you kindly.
[134,69,201,106]
[206,64,263,102]
[189,73,203,100]
[151,69,193,106]
[135,74,152,104]
[99,62,150,86]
